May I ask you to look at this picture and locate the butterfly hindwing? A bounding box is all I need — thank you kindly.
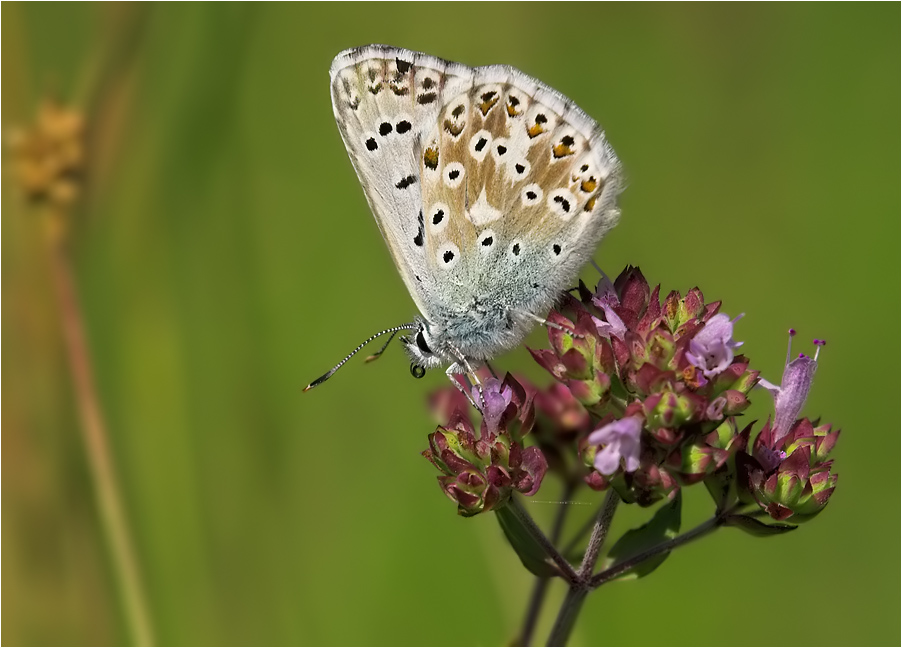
[331,46,622,328]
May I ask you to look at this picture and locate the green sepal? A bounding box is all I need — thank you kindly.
[723,514,797,536]
[704,465,734,513]
[495,503,560,578]
[602,491,682,581]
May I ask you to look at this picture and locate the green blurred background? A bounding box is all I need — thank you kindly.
[3,3,899,645]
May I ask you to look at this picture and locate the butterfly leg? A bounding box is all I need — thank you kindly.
[522,311,583,338]
[445,364,482,411]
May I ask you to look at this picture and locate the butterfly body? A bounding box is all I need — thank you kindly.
[328,45,623,378]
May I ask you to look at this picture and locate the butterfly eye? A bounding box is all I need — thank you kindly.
[415,330,432,355]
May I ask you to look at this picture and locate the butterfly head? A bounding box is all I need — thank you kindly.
[400,317,447,371]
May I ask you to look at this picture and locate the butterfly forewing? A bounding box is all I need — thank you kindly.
[330,46,622,335]
[330,47,473,320]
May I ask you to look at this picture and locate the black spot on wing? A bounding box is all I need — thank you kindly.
[413,210,424,247]
[396,174,417,190]
[553,195,571,213]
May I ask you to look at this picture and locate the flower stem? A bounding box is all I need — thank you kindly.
[578,490,619,577]
[589,515,722,589]
[508,495,579,583]
[546,586,589,647]
[517,482,575,646]
[545,491,619,647]
[46,210,155,646]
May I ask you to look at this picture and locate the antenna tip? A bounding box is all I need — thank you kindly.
[303,384,314,393]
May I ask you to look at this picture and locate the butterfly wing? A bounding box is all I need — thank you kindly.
[330,46,473,320]
[331,46,622,335]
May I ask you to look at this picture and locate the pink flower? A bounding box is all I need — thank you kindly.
[685,313,744,378]
[587,416,643,476]
[591,276,627,341]
[758,330,825,444]
[473,378,513,436]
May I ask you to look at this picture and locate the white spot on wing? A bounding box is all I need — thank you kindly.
[444,162,465,189]
[547,188,577,221]
[468,130,492,163]
[427,202,450,234]
[521,183,543,207]
[467,188,502,226]
[437,242,460,269]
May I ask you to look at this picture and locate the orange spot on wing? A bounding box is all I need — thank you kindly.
[553,143,574,158]
[507,96,522,117]
[424,147,439,170]
[443,119,465,136]
[479,91,499,116]
[527,123,545,138]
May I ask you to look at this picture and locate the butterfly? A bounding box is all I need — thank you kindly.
[305,45,623,397]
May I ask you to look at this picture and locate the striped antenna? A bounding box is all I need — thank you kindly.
[303,324,416,392]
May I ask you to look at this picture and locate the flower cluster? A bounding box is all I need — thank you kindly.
[422,266,838,524]
[530,267,759,506]
[8,100,85,209]
[422,374,547,517]
[736,334,838,521]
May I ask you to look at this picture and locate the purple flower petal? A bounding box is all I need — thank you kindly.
[475,378,513,436]
[759,331,824,444]
[587,416,643,476]
[771,355,817,443]
[591,276,628,340]
[685,313,744,378]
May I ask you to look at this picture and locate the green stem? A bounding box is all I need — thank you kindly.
[545,491,619,647]
[546,587,589,647]
[508,496,578,584]
[578,490,619,577]
[516,482,575,646]
[589,516,722,589]
[47,212,155,646]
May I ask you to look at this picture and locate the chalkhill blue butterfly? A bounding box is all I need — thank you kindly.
[306,45,623,396]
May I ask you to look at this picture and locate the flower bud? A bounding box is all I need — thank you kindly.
[423,376,547,516]
[737,418,839,521]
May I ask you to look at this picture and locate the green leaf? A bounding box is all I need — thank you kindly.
[723,514,797,536]
[495,504,560,578]
[602,491,682,581]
